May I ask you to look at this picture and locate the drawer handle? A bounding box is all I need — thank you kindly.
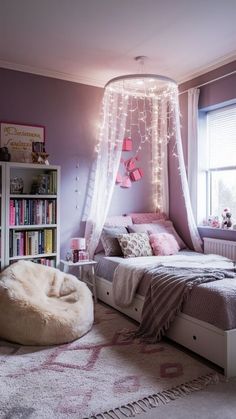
[193,335,197,340]
[106,291,110,296]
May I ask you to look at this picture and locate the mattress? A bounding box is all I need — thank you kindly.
[94,251,236,330]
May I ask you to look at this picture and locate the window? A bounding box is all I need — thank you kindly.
[199,104,236,224]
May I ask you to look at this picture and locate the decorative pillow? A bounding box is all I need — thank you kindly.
[94,240,104,254]
[101,226,128,256]
[149,233,180,256]
[105,215,133,227]
[94,216,133,254]
[128,212,167,224]
[127,223,154,234]
[117,232,153,258]
[149,220,186,249]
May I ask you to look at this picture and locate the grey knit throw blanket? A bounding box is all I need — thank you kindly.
[135,265,236,342]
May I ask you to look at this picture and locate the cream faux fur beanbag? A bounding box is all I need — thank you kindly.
[0,260,94,345]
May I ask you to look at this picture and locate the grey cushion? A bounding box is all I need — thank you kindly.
[101,226,128,256]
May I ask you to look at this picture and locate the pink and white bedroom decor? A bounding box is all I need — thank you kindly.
[85,74,202,257]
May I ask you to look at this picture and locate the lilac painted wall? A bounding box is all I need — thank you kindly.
[1,61,235,256]
[173,61,236,244]
[0,68,153,257]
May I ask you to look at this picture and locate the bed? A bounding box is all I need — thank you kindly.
[94,214,236,378]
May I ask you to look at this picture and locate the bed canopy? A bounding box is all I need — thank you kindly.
[85,71,202,257]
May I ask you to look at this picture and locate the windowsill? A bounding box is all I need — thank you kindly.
[198,226,236,240]
[198,225,236,231]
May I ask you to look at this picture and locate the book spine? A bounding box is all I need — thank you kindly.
[9,200,15,225]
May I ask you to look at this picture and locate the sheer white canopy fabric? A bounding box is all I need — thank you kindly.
[85,89,128,257]
[174,94,203,252]
[85,76,202,257]
[188,88,200,221]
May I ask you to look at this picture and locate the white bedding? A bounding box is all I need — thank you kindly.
[112,252,234,307]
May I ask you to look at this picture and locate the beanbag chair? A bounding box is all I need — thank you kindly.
[0,260,94,345]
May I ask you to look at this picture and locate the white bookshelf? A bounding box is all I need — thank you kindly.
[2,162,60,270]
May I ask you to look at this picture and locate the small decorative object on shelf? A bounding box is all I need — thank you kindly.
[32,152,50,165]
[10,177,24,194]
[69,237,89,263]
[221,208,232,229]
[32,142,49,165]
[0,147,11,162]
[65,251,72,262]
[30,172,57,194]
[205,215,220,228]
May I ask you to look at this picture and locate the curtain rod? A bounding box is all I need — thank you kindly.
[178,70,236,95]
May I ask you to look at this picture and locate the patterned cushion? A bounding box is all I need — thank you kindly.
[101,226,127,256]
[117,232,153,258]
[128,212,167,224]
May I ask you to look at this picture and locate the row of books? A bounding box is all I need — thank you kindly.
[10,257,56,267]
[10,229,55,257]
[33,257,56,267]
[9,199,57,226]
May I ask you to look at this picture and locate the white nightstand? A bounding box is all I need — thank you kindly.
[60,259,98,303]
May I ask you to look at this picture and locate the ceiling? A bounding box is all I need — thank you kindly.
[0,0,236,88]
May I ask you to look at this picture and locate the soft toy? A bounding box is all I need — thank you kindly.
[221,208,232,229]
[207,215,220,228]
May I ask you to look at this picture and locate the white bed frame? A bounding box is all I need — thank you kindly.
[96,275,236,378]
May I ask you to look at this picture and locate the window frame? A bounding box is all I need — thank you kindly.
[198,101,236,225]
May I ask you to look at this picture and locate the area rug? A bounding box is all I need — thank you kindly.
[0,303,219,419]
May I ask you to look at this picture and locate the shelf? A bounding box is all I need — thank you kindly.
[9,224,57,230]
[8,162,60,170]
[0,163,60,269]
[9,253,57,261]
[61,259,97,266]
[10,194,57,199]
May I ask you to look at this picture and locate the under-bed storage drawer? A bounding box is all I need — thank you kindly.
[96,276,142,322]
[166,313,226,368]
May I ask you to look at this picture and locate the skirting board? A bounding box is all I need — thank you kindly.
[96,275,236,378]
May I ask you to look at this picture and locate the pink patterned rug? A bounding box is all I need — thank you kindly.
[0,303,218,419]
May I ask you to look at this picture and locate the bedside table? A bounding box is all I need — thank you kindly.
[60,260,98,303]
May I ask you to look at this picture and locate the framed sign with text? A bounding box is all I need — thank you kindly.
[0,122,45,162]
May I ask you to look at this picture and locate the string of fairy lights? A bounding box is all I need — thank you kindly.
[94,75,179,212]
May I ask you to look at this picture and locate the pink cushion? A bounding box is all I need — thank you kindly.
[149,220,186,249]
[128,212,167,224]
[149,233,180,256]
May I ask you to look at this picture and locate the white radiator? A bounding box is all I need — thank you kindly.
[203,237,236,260]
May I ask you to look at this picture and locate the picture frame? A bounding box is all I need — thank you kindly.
[0,122,45,163]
